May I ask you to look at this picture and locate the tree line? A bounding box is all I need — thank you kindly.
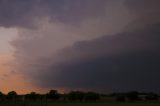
[110,91,159,102]
[0,90,100,103]
[0,90,159,103]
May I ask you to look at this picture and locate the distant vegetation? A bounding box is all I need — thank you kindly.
[0,90,159,106]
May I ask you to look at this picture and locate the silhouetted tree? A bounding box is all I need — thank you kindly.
[25,92,40,101]
[0,91,5,102]
[46,90,60,101]
[7,91,17,101]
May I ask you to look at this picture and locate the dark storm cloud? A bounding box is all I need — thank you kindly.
[0,0,37,27]
[37,24,160,93]
[125,0,160,32]
[8,0,160,93]
[0,0,113,27]
[1,0,160,27]
[41,0,109,23]
[125,0,160,15]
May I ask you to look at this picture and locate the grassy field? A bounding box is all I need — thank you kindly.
[1,102,160,106]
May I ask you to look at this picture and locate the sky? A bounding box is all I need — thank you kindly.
[0,0,160,94]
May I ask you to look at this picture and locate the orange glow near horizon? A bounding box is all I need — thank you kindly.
[0,27,69,94]
[0,27,49,94]
[0,54,65,94]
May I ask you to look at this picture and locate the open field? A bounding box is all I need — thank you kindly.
[0,102,160,106]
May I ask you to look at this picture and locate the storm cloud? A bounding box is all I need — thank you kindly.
[0,0,128,28]
[1,0,159,93]
[125,0,160,15]
[33,23,160,93]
